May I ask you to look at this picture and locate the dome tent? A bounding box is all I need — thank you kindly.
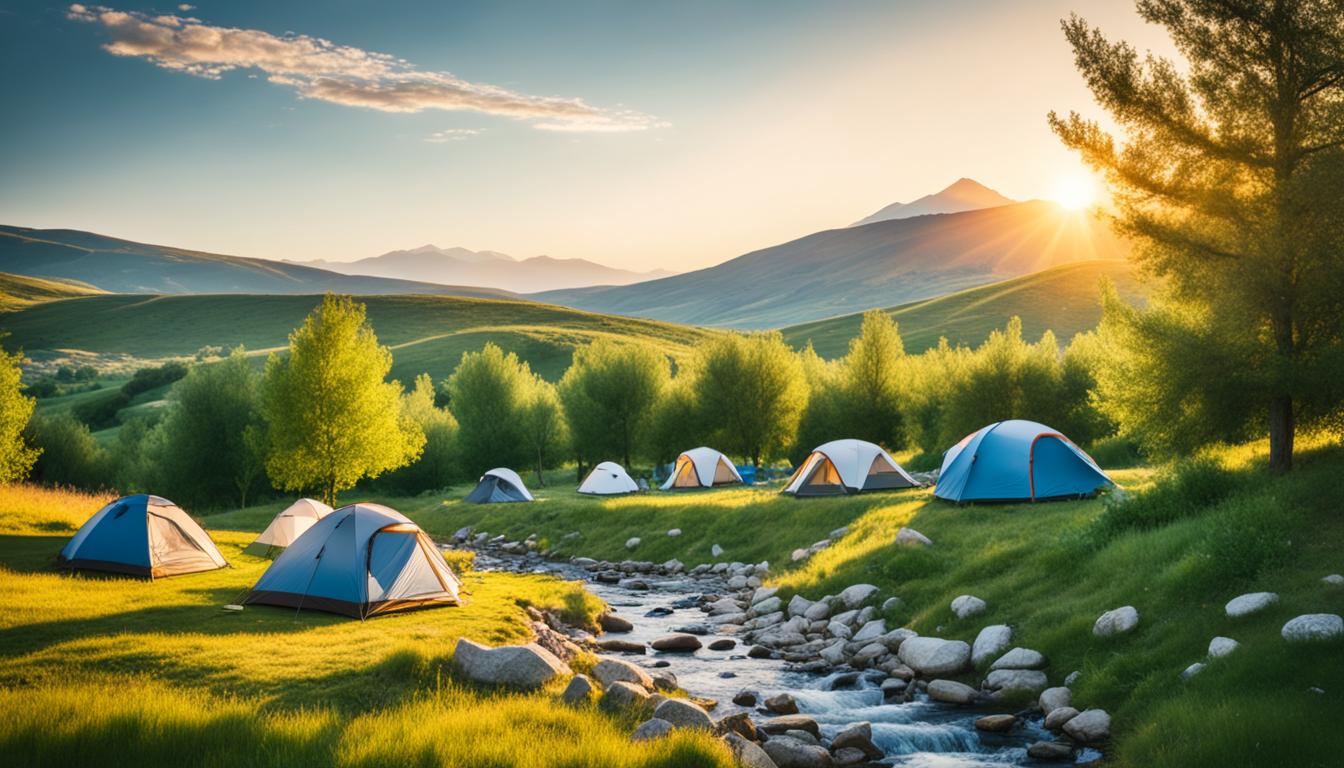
[58,494,227,578]
[244,498,333,556]
[463,468,534,504]
[578,461,639,495]
[783,439,919,497]
[934,419,1111,503]
[661,447,743,490]
[244,503,461,619]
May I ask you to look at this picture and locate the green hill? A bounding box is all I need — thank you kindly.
[0,271,104,312]
[782,260,1151,357]
[1,293,719,383]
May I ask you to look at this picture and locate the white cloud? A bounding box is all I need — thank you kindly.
[67,4,664,132]
[425,128,482,143]
[177,4,194,11]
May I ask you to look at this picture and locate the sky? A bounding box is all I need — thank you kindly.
[0,1,1174,271]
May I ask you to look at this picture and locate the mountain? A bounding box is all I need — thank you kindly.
[0,271,105,312]
[288,244,674,293]
[782,260,1149,358]
[852,178,1016,226]
[533,200,1130,329]
[0,226,519,299]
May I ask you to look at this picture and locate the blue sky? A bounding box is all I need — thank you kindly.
[0,1,1170,270]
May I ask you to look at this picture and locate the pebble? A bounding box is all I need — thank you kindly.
[1208,636,1239,658]
[1224,592,1278,618]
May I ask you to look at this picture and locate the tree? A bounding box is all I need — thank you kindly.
[0,336,40,483]
[24,413,108,489]
[791,343,844,463]
[1050,1,1344,471]
[518,375,568,486]
[260,295,424,505]
[693,332,808,468]
[377,374,460,494]
[836,310,907,448]
[646,374,706,466]
[444,343,531,474]
[559,340,669,469]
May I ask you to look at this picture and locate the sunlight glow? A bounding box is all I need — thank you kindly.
[1050,171,1100,210]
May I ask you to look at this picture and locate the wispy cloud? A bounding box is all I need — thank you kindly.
[66,4,664,133]
[425,128,482,143]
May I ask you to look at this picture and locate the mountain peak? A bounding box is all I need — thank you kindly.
[852,177,1016,226]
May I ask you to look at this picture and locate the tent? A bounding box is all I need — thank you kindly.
[58,494,227,578]
[661,447,743,490]
[934,419,1111,503]
[244,503,461,619]
[578,461,639,495]
[463,468,534,504]
[783,439,919,497]
[244,498,334,556]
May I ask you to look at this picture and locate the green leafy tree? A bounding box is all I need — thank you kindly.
[792,343,844,463]
[898,338,970,457]
[693,332,807,468]
[378,374,460,494]
[444,343,531,474]
[1050,1,1344,471]
[260,295,424,506]
[519,375,568,486]
[559,340,669,469]
[646,374,706,466]
[24,413,108,489]
[0,337,40,483]
[836,309,907,449]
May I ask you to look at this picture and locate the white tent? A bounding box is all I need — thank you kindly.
[661,447,743,490]
[464,468,535,503]
[783,439,919,497]
[578,461,639,495]
[245,498,333,556]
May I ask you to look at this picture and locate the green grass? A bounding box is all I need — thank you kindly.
[0,271,104,312]
[0,484,732,768]
[782,260,1150,357]
[1,294,720,382]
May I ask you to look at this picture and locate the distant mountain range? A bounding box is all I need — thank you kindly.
[852,178,1016,226]
[0,226,518,299]
[288,244,674,293]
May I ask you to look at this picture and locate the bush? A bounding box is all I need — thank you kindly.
[1092,456,1242,541]
[1087,436,1144,468]
[1199,495,1296,587]
[375,374,461,495]
[121,361,188,398]
[71,390,131,430]
[24,414,109,489]
[23,378,58,399]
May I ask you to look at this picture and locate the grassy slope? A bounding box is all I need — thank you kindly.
[0,485,731,768]
[1,294,719,382]
[0,271,104,312]
[782,260,1149,356]
[431,446,1344,767]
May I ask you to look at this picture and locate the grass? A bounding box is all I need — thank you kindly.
[0,271,104,312]
[0,484,732,768]
[781,260,1150,356]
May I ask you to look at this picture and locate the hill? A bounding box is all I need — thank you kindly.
[852,177,1016,226]
[0,226,520,299]
[0,271,104,312]
[782,260,1150,356]
[1,293,719,383]
[534,200,1130,329]
[290,244,674,293]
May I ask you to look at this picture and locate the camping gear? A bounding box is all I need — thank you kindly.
[243,503,462,619]
[577,461,639,495]
[783,439,919,497]
[244,498,333,556]
[661,447,744,490]
[934,419,1111,503]
[463,468,534,504]
[58,494,227,578]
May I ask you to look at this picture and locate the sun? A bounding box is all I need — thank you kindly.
[1050,171,1100,210]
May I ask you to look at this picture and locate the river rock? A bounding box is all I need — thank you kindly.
[852,619,887,643]
[753,586,780,604]
[618,578,650,590]
[760,715,820,737]
[728,575,750,589]
[1028,741,1074,760]
[1044,706,1079,730]
[804,601,831,621]
[832,747,866,766]
[788,595,814,617]
[1208,636,1239,658]
[1063,709,1111,743]
[752,596,783,616]
[895,527,932,547]
[827,621,853,640]
[852,642,888,666]
[1180,662,1205,680]
[975,714,1016,732]
[748,645,775,659]
[560,674,594,705]
[1281,613,1344,642]
[819,640,848,665]
[1039,686,1072,714]
[1324,574,1344,587]
[831,721,883,758]
[985,668,1048,693]
[717,711,757,741]
[710,597,744,615]
[593,657,654,690]
[732,689,758,706]
[1225,592,1278,618]
[764,692,799,714]
[881,677,908,697]
[972,625,1013,667]
[650,670,678,692]
[602,680,651,712]
[596,638,646,653]
[839,584,879,608]
[599,612,634,633]
[879,628,917,652]
[898,637,971,676]
[651,633,703,652]
[990,647,1047,670]
[951,595,986,619]
[625,537,641,550]
[762,736,832,768]
[453,639,570,689]
[1064,671,1081,686]
[723,732,776,768]
[927,679,978,704]
[631,718,674,741]
[709,638,736,651]
[653,698,714,730]
[1092,606,1140,636]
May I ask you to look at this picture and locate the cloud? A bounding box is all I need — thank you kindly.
[176,3,193,10]
[425,128,482,143]
[67,4,664,132]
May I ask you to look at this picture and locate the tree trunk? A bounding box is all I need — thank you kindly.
[536,447,545,488]
[1268,395,1294,474]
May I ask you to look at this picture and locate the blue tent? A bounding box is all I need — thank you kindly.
[935,420,1111,503]
[244,503,462,619]
[58,494,227,578]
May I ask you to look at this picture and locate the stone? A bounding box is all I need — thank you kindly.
[728,575,750,589]
[753,596,784,616]
[879,628,918,652]
[838,584,879,608]
[653,698,714,730]
[1044,706,1079,730]
[985,669,1048,693]
[1064,671,1081,686]
[599,612,634,633]
[650,670,678,692]
[1281,613,1344,642]
[1028,741,1074,760]
[748,645,774,659]
[717,711,757,740]
[852,619,887,643]
[709,597,744,615]
[1039,687,1072,715]
[831,721,883,759]
[1062,709,1111,743]
[881,596,903,612]
[760,715,821,737]
[712,544,724,557]
[709,638,736,651]
[631,718,674,741]
[895,527,932,547]
[950,595,986,619]
[593,657,654,690]
[453,639,571,690]
[764,692,799,714]
[898,637,972,676]
[831,609,859,626]
[1224,592,1278,618]
[852,642,887,666]
[927,679,978,704]
[651,633,703,652]
[667,528,682,537]
[663,559,684,573]
[761,736,833,768]
[829,526,850,540]
[625,537,641,550]
[1092,606,1140,636]
[826,621,853,640]
[723,732,777,768]
[1324,574,1344,586]
[618,578,650,590]
[596,638,646,653]
[819,640,848,665]
[788,595,814,617]
[1180,662,1205,680]
[880,677,908,697]
[602,680,651,712]
[975,714,1016,732]
[972,625,1013,667]
[753,586,780,604]
[804,601,832,621]
[990,647,1047,670]
[1208,636,1239,658]
[832,747,867,766]
[560,674,594,705]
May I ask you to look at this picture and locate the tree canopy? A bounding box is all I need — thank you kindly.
[0,336,39,483]
[444,343,532,475]
[693,332,808,468]
[559,340,669,469]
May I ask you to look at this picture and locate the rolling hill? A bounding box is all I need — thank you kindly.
[534,200,1130,329]
[852,177,1016,226]
[782,260,1150,357]
[0,271,105,312]
[0,226,520,299]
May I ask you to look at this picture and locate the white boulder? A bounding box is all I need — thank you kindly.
[984,668,1048,693]
[1281,613,1344,642]
[990,647,1047,670]
[1208,636,1239,658]
[950,595,986,619]
[1062,708,1111,743]
[898,637,971,676]
[839,584,879,608]
[453,639,571,689]
[895,527,932,547]
[1225,592,1278,618]
[971,625,1013,667]
[927,679,978,704]
[1092,606,1140,636]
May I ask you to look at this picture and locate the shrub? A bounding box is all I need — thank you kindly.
[1092,456,1242,541]
[1200,496,1296,586]
[24,414,109,489]
[23,378,58,399]
[71,390,130,430]
[121,361,188,398]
